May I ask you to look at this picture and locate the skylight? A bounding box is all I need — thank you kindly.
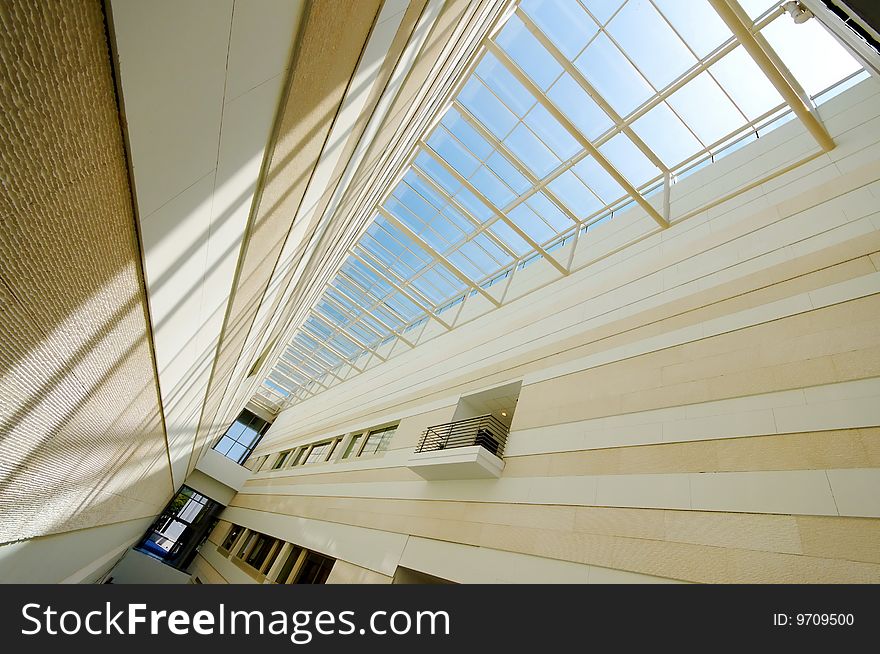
[252,0,865,411]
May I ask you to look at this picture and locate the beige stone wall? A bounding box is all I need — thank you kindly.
[217,76,880,584]
[0,0,171,572]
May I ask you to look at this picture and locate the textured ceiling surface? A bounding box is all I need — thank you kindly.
[0,0,172,543]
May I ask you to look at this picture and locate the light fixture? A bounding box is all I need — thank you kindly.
[501,411,507,417]
[782,1,813,24]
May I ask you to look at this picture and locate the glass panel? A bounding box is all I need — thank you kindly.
[520,0,598,60]
[652,0,732,59]
[495,14,563,91]
[548,169,604,219]
[547,73,613,141]
[760,15,861,97]
[667,71,744,145]
[342,434,365,459]
[571,154,626,203]
[361,425,397,456]
[221,525,242,551]
[607,0,696,90]
[708,46,783,120]
[575,32,652,116]
[630,102,703,167]
[276,546,303,584]
[305,440,333,464]
[293,552,335,584]
[581,0,625,26]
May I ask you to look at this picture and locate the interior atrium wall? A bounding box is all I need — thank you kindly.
[0,0,172,583]
[202,76,880,584]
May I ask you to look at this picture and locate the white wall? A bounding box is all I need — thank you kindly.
[110,0,306,488]
[0,516,155,584]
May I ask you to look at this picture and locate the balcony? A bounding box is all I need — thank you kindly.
[406,414,508,480]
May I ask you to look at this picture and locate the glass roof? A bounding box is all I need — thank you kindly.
[252,0,865,411]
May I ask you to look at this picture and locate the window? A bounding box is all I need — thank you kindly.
[236,532,257,559]
[289,447,308,467]
[136,486,221,569]
[295,552,335,584]
[245,454,268,471]
[276,546,304,584]
[220,524,243,551]
[360,425,397,456]
[272,450,291,469]
[219,524,336,584]
[245,535,277,570]
[212,409,271,464]
[305,439,337,464]
[341,433,365,459]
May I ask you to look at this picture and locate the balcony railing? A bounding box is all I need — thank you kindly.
[415,414,509,457]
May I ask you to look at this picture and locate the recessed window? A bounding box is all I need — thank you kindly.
[360,425,398,456]
[341,433,365,459]
[305,439,336,464]
[295,552,336,585]
[219,524,336,585]
[220,524,243,552]
[272,450,292,469]
[212,409,271,465]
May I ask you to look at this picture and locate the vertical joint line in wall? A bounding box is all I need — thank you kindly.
[101,0,176,496]
[824,470,841,516]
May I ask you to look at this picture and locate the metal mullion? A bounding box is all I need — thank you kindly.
[335,271,403,332]
[352,249,437,314]
[349,249,452,330]
[325,285,368,318]
[271,365,320,392]
[363,228,422,281]
[707,0,834,152]
[289,343,344,383]
[281,349,321,379]
[458,227,509,271]
[273,360,308,386]
[310,309,385,363]
[323,292,389,341]
[346,251,422,317]
[306,313,368,368]
[281,360,327,390]
[313,301,349,332]
[452,99,583,233]
[646,0,750,143]
[751,6,816,111]
[621,8,781,129]
[373,220,433,278]
[335,270,420,344]
[593,15,709,162]
[296,337,342,372]
[339,261,381,300]
[409,162,520,260]
[260,383,288,404]
[386,188,459,254]
[674,100,787,175]
[263,374,294,396]
[364,226,417,278]
[487,41,668,229]
[451,236,502,279]
[576,0,626,28]
[435,123,526,202]
[391,189,460,253]
[421,143,571,274]
[378,206,501,306]
[412,264,460,305]
[513,7,669,173]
